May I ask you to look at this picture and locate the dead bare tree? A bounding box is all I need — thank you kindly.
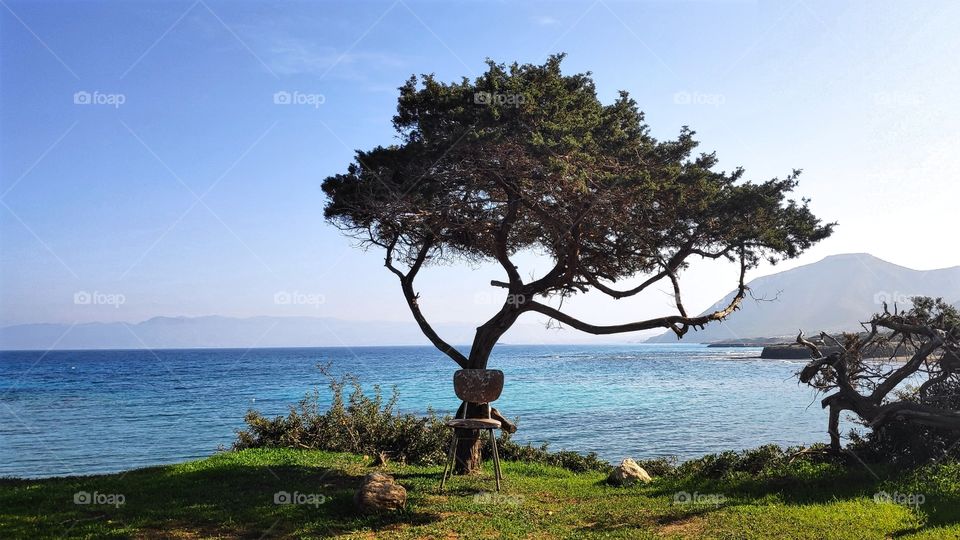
[798,297,960,454]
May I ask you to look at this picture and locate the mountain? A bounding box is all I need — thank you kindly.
[0,315,627,351]
[648,253,960,343]
[5,253,957,350]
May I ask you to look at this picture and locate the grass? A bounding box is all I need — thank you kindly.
[1,448,958,539]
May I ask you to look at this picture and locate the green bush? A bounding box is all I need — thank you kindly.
[634,457,678,477]
[488,434,612,473]
[234,373,450,465]
[234,368,611,472]
[671,444,839,480]
[235,369,877,480]
[896,460,960,499]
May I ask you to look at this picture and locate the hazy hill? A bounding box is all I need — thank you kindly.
[648,253,960,343]
[0,315,625,351]
[4,253,957,350]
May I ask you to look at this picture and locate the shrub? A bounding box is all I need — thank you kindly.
[847,376,960,469]
[672,444,838,480]
[634,457,678,477]
[234,367,612,472]
[234,372,450,465]
[488,434,612,473]
[896,460,960,499]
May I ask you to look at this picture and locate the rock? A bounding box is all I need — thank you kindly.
[607,458,652,486]
[354,472,407,512]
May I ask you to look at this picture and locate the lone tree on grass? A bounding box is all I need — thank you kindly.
[323,56,833,473]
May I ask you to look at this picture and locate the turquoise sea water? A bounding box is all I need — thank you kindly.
[0,344,834,478]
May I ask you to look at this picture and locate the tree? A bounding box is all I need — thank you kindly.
[798,297,960,457]
[322,55,834,473]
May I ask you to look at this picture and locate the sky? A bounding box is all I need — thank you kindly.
[1,0,959,333]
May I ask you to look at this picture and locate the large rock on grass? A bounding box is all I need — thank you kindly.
[607,458,652,486]
[354,472,407,512]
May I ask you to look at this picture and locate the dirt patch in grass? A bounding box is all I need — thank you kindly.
[657,515,708,538]
[136,522,247,539]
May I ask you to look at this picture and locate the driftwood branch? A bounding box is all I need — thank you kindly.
[796,331,823,358]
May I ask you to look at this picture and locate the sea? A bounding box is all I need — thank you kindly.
[0,344,838,478]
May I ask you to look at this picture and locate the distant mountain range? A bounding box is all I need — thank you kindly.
[648,253,960,343]
[0,315,621,351]
[3,253,958,350]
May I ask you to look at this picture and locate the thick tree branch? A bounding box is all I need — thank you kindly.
[524,248,748,338]
[493,195,522,288]
[664,260,688,318]
[870,335,942,401]
[385,237,469,368]
[871,401,960,430]
[576,240,695,300]
[580,269,669,299]
[796,331,823,359]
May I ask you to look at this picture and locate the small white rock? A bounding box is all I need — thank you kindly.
[607,458,652,486]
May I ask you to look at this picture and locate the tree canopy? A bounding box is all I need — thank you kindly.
[323,55,834,369]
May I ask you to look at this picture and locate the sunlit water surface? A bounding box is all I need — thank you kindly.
[0,344,835,478]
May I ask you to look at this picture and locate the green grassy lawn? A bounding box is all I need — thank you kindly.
[1,448,958,539]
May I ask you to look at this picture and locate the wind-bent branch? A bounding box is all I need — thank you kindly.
[385,236,469,368]
[493,194,522,289]
[580,269,670,299]
[524,248,748,338]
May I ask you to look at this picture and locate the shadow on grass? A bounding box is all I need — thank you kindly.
[642,464,960,538]
[645,465,881,505]
[0,464,442,539]
[574,501,725,536]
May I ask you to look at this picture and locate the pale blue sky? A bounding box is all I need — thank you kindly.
[1,0,958,330]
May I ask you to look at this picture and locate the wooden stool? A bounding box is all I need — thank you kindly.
[439,369,504,492]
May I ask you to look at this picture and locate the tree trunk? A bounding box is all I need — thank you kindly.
[828,405,841,453]
[453,402,486,475]
[453,305,520,474]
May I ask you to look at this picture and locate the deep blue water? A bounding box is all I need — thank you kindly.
[0,344,835,478]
